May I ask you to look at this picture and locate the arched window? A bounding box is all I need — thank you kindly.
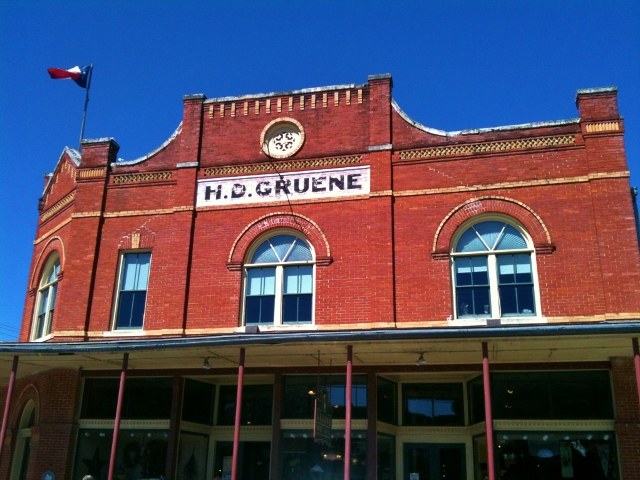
[32,255,60,340]
[10,401,35,480]
[243,233,314,325]
[451,219,540,320]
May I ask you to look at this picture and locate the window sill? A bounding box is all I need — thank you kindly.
[103,329,145,337]
[235,324,318,333]
[31,333,53,343]
[447,317,548,327]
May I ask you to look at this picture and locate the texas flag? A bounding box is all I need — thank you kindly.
[47,65,92,88]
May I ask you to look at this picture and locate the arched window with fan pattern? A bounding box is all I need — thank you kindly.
[243,233,315,325]
[451,218,541,320]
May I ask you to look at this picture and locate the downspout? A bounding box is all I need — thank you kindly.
[632,187,639,247]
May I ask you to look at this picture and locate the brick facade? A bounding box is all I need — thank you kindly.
[5,76,640,480]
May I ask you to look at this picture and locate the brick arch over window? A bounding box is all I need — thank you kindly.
[10,384,40,430]
[29,237,65,291]
[432,196,555,260]
[227,212,332,271]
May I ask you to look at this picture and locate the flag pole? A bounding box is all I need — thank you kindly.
[78,64,94,151]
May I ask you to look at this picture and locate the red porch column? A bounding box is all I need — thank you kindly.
[231,347,246,480]
[0,355,18,462]
[633,338,640,408]
[344,345,353,480]
[482,342,496,480]
[108,353,129,480]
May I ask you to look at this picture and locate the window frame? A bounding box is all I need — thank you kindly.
[450,216,543,324]
[111,250,152,331]
[241,230,316,327]
[30,254,60,341]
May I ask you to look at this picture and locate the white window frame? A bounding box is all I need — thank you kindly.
[111,250,152,331]
[241,231,316,327]
[30,255,60,341]
[9,400,35,480]
[449,216,543,325]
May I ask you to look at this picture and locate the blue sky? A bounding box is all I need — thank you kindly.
[1,1,638,340]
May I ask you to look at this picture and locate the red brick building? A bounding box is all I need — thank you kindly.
[1,74,639,480]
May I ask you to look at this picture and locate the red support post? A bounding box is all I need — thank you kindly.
[633,338,640,408]
[108,353,129,480]
[344,345,353,480]
[231,347,245,480]
[482,342,496,480]
[0,355,18,462]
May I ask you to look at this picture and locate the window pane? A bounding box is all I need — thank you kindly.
[457,287,491,317]
[470,256,489,285]
[498,256,516,284]
[515,285,535,315]
[217,385,273,426]
[46,260,60,284]
[495,224,527,250]
[287,239,313,261]
[269,235,296,261]
[49,283,58,314]
[283,294,312,323]
[121,253,150,291]
[182,379,215,425]
[252,240,278,264]
[247,268,275,295]
[135,253,151,289]
[281,431,367,480]
[456,228,487,253]
[490,371,614,420]
[377,377,398,425]
[499,285,518,315]
[402,384,464,426]
[284,266,313,294]
[117,291,147,328]
[455,258,472,286]
[37,288,50,316]
[245,295,275,324]
[282,375,367,420]
[514,254,533,283]
[474,221,505,250]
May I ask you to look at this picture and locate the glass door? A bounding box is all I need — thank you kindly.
[403,443,465,480]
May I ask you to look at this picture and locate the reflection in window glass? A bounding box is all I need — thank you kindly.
[177,432,209,480]
[402,383,464,426]
[81,378,173,420]
[74,429,168,480]
[377,377,397,425]
[282,375,367,420]
[281,431,366,480]
[377,434,395,480]
[214,441,271,480]
[182,379,215,425]
[487,432,619,480]
[217,385,273,425]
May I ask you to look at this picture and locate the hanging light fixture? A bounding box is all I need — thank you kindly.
[415,353,427,366]
[202,357,212,370]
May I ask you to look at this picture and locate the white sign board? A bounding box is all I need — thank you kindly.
[197,166,370,207]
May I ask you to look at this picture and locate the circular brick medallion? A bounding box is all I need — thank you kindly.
[260,117,305,159]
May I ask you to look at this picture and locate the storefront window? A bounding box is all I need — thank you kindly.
[182,379,215,425]
[214,441,271,480]
[468,371,614,423]
[81,378,173,419]
[377,434,395,480]
[402,383,464,426]
[474,432,619,480]
[377,377,397,425]
[73,429,168,479]
[281,430,367,480]
[177,432,209,480]
[217,384,273,425]
[282,375,367,420]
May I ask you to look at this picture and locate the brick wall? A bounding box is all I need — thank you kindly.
[611,357,640,480]
[20,78,640,341]
[0,368,81,480]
